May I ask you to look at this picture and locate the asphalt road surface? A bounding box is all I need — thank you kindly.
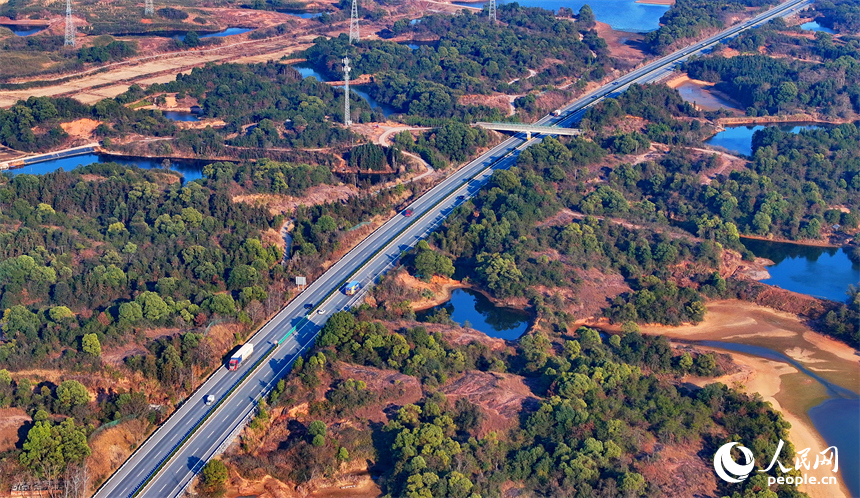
[93,0,812,495]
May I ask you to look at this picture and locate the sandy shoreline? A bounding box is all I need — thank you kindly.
[634,300,858,498]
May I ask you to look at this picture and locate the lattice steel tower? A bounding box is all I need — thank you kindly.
[488,0,496,23]
[349,0,359,43]
[343,57,352,127]
[64,0,76,47]
[144,0,154,17]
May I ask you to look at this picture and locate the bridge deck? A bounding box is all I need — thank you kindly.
[473,122,582,136]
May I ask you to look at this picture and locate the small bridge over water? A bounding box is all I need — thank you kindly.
[473,122,582,140]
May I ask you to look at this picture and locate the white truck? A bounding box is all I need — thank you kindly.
[553,109,562,117]
[228,343,254,371]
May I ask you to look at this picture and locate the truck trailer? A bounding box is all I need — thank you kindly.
[228,343,254,371]
[344,281,361,296]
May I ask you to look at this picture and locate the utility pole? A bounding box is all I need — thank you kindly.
[144,0,154,17]
[343,57,352,127]
[349,0,359,43]
[64,0,76,47]
[488,0,496,23]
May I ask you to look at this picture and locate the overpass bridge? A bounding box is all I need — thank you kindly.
[472,121,582,140]
[473,122,582,140]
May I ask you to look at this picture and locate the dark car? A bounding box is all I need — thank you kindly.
[457,195,465,200]
[404,209,413,217]
[304,303,314,309]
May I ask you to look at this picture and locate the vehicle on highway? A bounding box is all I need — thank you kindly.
[204,395,215,405]
[304,302,314,309]
[403,209,413,217]
[317,309,326,315]
[228,343,254,371]
[344,281,361,296]
[457,195,465,200]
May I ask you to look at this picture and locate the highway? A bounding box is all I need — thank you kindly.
[92,0,811,496]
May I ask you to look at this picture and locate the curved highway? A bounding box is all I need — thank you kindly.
[93,0,811,495]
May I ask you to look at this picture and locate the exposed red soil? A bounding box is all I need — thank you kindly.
[441,370,541,436]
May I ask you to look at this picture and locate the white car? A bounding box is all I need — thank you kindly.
[317,309,326,315]
[204,395,215,405]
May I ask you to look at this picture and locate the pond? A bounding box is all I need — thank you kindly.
[3,25,47,36]
[452,0,670,32]
[200,27,253,38]
[416,288,531,340]
[800,21,835,34]
[5,153,207,182]
[741,238,859,303]
[696,340,859,498]
[704,123,825,156]
[291,64,396,117]
[163,111,199,122]
[674,81,739,111]
[283,10,328,18]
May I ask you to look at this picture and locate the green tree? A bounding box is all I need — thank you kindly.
[81,333,101,357]
[20,418,90,478]
[48,306,74,322]
[578,4,596,27]
[56,380,89,409]
[136,292,171,321]
[200,459,229,491]
[118,302,144,325]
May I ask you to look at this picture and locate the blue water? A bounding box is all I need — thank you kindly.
[284,10,327,18]
[697,341,859,498]
[6,153,206,181]
[416,288,530,340]
[4,26,46,36]
[675,81,739,111]
[163,111,199,121]
[452,0,670,32]
[705,123,825,156]
[741,238,859,303]
[200,27,252,38]
[800,21,835,34]
[292,64,395,117]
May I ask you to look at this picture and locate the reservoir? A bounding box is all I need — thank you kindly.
[292,64,395,117]
[452,0,670,32]
[163,111,199,121]
[741,238,859,303]
[705,123,824,156]
[5,153,206,181]
[800,21,835,33]
[200,27,252,38]
[4,25,46,36]
[417,288,530,340]
[697,340,859,498]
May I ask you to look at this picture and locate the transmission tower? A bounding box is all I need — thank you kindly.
[488,0,496,23]
[349,0,359,43]
[64,0,76,47]
[144,0,154,17]
[343,57,352,127]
